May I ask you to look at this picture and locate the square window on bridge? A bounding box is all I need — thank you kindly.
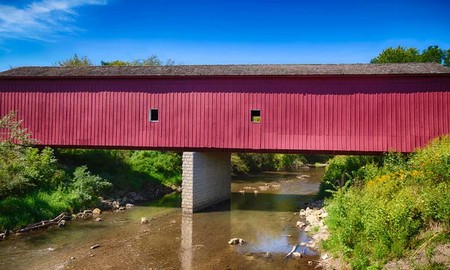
[149,108,159,122]
[251,109,261,123]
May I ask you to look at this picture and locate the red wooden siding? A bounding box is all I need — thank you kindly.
[1,76,450,153]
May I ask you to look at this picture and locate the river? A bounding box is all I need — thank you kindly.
[0,167,325,270]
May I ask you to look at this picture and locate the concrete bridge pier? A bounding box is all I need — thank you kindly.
[181,152,231,214]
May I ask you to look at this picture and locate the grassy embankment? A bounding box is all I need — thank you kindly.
[0,111,182,231]
[320,136,450,269]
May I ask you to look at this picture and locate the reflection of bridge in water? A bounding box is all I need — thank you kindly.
[1,63,450,213]
[178,168,328,269]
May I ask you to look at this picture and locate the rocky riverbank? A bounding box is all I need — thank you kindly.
[100,183,174,211]
[295,200,334,268]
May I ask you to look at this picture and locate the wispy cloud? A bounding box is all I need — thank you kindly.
[0,0,107,41]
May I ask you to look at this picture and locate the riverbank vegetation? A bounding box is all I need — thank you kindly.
[56,149,182,190]
[0,112,111,230]
[322,136,450,269]
[0,112,180,231]
[231,153,329,175]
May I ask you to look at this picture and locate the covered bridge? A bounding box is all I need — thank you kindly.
[1,63,450,212]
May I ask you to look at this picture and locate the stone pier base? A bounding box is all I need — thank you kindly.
[181,152,231,213]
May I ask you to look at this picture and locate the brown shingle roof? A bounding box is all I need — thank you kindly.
[1,63,449,78]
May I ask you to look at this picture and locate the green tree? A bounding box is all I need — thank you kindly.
[371,45,450,65]
[100,60,129,66]
[101,55,175,66]
[420,45,445,63]
[444,49,450,67]
[370,46,421,63]
[57,53,93,66]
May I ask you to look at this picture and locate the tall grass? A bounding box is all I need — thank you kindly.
[0,191,71,230]
[323,136,450,269]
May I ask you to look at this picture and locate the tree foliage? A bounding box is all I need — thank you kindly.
[101,55,175,66]
[371,45,450,66]
[58,54,174,67]
[0,111,35,145]
[57,53,93,66]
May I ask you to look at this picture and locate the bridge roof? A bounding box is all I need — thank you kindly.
[1,63,450,78]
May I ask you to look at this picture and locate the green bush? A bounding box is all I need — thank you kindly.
[67,166,112,210]
[231,153,308,175]
[0,144,65,198]
[317,155,381,199]
[273,154,307,171]
[0,112,116,230]
[323,136,450,269]
[231,154,249,175]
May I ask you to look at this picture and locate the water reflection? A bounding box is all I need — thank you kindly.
[181,213,193,270]
[179,168,324,269]
[180,205,232,270]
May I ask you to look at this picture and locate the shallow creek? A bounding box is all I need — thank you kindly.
[0,167,325,270]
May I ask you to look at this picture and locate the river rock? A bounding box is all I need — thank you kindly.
[140,217,149,224]
[58,220,66,227]
[95,217,102,222]
[306,212,320,227]
[228,238,245,245]
[92,208,101,215]
[292,252,302,259]
[299,209,306,216]
[296,221,306,228]
[112,201,120,210]
[82,210,93,219]
[125,203,134,209]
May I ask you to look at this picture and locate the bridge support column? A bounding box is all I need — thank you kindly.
[182,152,231,214]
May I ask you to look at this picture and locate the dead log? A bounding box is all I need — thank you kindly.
[16,213,66,233]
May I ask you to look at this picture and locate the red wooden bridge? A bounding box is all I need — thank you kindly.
[1,63,449,154]
[2,63,450,212]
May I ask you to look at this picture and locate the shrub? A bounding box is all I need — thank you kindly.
[231,153,308,175]
[231,154,249,175]
[317,155,381,199]
[67,166,112,211]
[323,136,450,269]
[0,111,65,198]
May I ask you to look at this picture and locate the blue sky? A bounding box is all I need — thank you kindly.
[0,0,449,71]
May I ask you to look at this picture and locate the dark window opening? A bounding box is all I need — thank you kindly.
[251,110,261,123]
[149,108,159,122]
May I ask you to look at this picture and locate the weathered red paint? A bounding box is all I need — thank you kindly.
[1,75,450,153]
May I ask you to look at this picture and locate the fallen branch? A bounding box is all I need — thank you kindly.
[284,244,298,259]
[16,213,66,233]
